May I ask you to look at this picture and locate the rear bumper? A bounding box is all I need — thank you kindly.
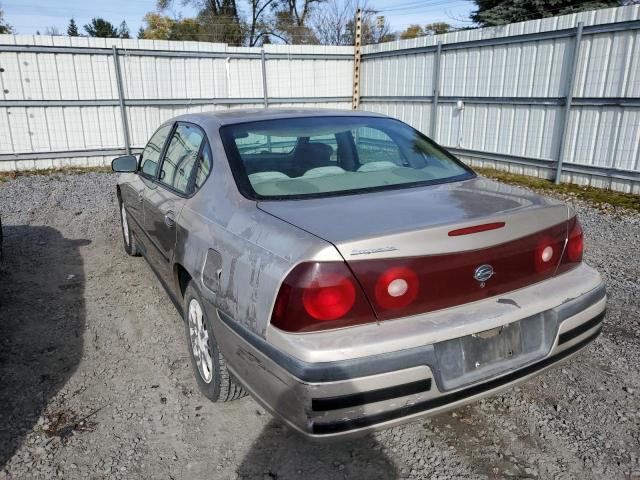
[212,264,606,441]
[310,326,601,436]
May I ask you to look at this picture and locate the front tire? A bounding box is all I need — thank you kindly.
[184,281,246,402]
[119,200,140,257]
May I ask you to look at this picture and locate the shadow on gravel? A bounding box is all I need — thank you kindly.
[237,419,398,479]
[0,225,89,468]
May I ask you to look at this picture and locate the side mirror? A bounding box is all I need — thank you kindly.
[111,155,138,173]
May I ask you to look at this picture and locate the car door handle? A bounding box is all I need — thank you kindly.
[164,211,176,228]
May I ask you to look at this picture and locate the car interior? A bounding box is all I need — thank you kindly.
[229,125,468,197]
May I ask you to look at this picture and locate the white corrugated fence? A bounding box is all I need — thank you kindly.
[0,5,639,192]
[0,37,353,170]
[360,5,640,193]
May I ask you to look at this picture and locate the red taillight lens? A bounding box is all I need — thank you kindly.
[374,266,419,309]
[350,221,569,321]
[271,262,375,332]
[566,219,584,262]
[302,273,356,320]
[271,220,582,331]
[557,216,584,274]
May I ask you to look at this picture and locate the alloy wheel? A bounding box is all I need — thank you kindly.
[121,204,130,246]
[188,298,213,383]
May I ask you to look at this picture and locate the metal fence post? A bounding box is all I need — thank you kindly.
[260,48,269,108]
[430,41,442,139]
[112,46,131,155]
[554,22,583,184]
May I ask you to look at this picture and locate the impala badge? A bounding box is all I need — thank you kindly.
[350,246,398,256]
[474,264,494,288]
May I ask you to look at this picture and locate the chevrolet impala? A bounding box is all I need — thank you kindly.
[112,109,606,441]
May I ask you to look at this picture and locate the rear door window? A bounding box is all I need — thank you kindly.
[140,124,172,178]
[158,123,205,195]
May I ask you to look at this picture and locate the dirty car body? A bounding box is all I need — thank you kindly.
[114,109,606,441]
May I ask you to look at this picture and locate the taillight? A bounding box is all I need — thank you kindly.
[302,273,355,320]
[566,218,584,262]
[557,216,584,274]
[271,262,375,332]
[374,266,419,309]
[271,220,582,331]
[350,221,569,321]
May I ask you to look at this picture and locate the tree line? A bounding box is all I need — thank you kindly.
[138,0,396,46]
[1,0,638,45]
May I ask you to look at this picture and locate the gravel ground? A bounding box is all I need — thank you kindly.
[0,172,638,480]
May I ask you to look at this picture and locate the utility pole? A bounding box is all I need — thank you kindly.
[352,8,362,110]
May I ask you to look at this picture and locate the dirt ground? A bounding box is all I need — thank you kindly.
[0,172,639,480]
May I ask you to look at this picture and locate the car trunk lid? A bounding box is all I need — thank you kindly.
[259,177,570,319]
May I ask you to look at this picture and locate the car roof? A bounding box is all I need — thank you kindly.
[169,108,389,128]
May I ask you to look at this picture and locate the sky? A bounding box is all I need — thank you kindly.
[1,0,476,37]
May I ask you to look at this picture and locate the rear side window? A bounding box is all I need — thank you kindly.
[140,124,172,178]
[194,141,212,190]
[354,128,402,165]
[159,124,205,194]
[235,132,298,156]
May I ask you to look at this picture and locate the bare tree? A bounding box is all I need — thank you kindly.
[362,12,394,44]
[158,0,245,45]
[247,0,279,46]
[283,0,322,25]
[274,0,323,43]
[159,0,239,16]
[157,0,282,46]
[313,0,393,45]
[312,0,353,44]
[45,26,62,36]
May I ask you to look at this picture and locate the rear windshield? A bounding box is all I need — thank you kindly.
[220,116,475,199]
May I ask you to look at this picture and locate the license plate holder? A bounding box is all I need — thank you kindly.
[434,313,555,391]
[462,323,522,371]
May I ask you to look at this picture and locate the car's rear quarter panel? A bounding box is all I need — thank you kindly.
[173,126,340,337]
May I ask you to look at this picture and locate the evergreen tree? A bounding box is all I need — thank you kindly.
[67,18,79,36]
[84,18,118,37]
[472,0,619,26]
[0,3,13,34]
[118,20,130,39]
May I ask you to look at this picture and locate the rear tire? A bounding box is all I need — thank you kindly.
[119,199,140,257]
[184,281,246,402]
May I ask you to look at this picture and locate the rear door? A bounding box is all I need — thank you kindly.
[143,122,207,284]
